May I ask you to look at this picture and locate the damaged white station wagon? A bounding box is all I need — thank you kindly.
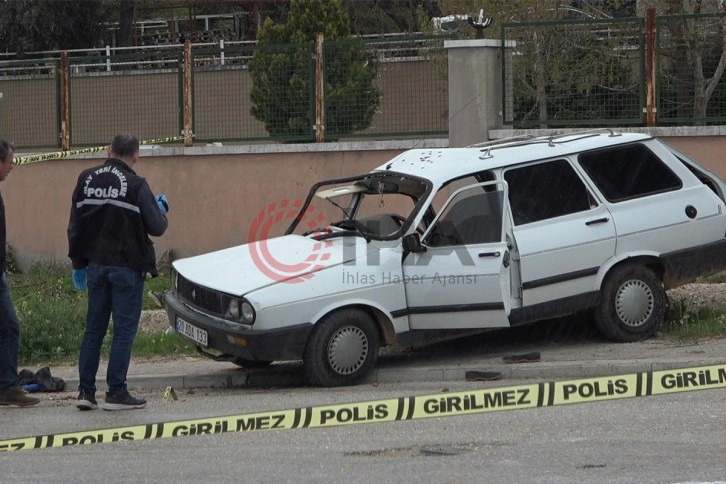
[164,130,726,386]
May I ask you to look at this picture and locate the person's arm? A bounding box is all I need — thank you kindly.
[66,186,88,269]
[138,182,168,237]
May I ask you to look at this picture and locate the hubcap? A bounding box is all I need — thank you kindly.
[327,326,368,375]
[615,279,654,327]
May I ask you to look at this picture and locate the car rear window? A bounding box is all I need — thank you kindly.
[578,143,682,202]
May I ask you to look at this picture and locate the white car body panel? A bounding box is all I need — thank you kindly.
[164,130,726,383]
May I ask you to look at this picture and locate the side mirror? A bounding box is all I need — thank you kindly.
[402,233,426,253]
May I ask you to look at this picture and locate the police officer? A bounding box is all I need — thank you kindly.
[68,133,168,411]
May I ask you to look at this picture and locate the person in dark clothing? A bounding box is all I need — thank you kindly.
[68,134,169,411]
[0,138,40,407]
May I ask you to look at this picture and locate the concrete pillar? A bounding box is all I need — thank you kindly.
[445,39,507,147]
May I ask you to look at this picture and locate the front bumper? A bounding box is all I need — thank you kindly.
[163,291,313,362]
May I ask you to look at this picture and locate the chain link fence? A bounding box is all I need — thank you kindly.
[657,13,726,125]
[341,36,449,140]
[192,42,312,143]
[69,51,183,146]
[502,17,645,128]
[0,36,446,148]
[4,11,726,149]
[0,58,59,148]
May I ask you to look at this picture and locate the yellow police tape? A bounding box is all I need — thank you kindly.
[13,136,188,166]
[1,363,724,451]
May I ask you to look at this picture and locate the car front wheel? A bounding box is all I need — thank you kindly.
[303,308,379,387]
[595,265,665,342]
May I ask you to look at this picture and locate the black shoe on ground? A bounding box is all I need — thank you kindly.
[465,370,503,382]
[103,392,146,411]
[502,351,541,364]
[0,386,40,407]
[76,390,98,411]
[36,366,65,392]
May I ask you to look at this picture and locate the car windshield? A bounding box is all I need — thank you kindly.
[286,172,429,241]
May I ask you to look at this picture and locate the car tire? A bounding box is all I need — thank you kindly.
[595,265,665,342]
[231,358,272,369]
[303,308,379,387]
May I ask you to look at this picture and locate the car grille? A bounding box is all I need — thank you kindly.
[176,274,225,317]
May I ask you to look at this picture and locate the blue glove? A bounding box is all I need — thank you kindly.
[72,268,87,291]
[156,194,169,215]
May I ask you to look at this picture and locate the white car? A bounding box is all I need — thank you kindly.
[164,130,726,386]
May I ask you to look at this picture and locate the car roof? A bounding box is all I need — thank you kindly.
[374,130,653,184]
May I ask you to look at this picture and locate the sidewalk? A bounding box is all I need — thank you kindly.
[43,334,726,390]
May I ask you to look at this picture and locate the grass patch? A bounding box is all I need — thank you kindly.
[703,271,726,284]
[661,303,726,340]
[12,264,194,366]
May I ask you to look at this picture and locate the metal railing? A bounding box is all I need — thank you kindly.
[656,12,726,125]
[0,36,449,149]
[502,16,645,128]
[502,10,726,128]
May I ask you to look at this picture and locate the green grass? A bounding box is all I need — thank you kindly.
[661,304,726,340]
[11,264,194,366]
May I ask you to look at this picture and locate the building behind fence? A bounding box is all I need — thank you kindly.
[1,9,726,150]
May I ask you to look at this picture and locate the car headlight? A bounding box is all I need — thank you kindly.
[226,297,255,324]
[171,268,178,292]
[241,301,255,322]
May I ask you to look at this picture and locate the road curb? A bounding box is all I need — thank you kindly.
[56,357,726,391]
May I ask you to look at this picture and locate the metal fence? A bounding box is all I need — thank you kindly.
[0,58,60,148]
[502,17,645,127]
[326,36,448,140]
[502,11,726,128]
[4,10,725,148]
[68,51,184,146]
[656,13,726,125]
[0,35,449,149]
[191,42,305,142]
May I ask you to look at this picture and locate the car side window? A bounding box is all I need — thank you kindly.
[504,159,593,226]
[425,188,503,247]
[577,143,682,202]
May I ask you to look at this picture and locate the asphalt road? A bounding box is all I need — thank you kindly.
[1,376,725,483]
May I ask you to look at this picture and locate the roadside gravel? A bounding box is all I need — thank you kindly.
[667,283,726,311]
[139,309,172,334]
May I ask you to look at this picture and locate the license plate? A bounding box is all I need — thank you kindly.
[175,317,208,347]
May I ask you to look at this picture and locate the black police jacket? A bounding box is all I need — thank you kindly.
[67,158,168,276]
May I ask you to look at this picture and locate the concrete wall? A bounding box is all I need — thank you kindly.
[4,140,447,269]
[6,133,726,271]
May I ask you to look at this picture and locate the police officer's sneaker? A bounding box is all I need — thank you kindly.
[76,390,98,411]
[103,392,146,411]
[0,386,40,407]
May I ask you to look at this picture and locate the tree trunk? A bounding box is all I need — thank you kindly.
[118,0,135,47]
[534,30,548,128]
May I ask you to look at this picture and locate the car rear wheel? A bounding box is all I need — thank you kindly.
[595,265,665,342]
[303,308,379,387]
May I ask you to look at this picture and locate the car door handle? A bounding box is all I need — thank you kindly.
[586,217,609,226]
[478,251,501,258]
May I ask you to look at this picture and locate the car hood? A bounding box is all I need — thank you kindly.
[172,234,368,295]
